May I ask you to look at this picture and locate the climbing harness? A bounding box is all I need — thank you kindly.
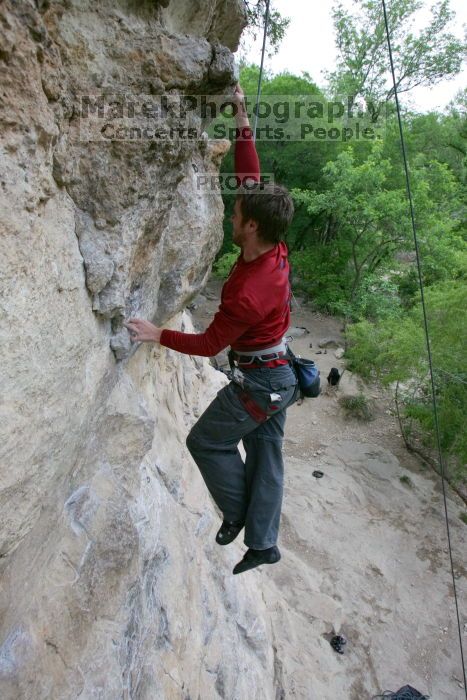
[227,355,287,423]
[229,339,288,365]
[381,0,466,692]
[228,340,320,401]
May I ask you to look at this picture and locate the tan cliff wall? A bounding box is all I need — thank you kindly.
[0,1,279,697]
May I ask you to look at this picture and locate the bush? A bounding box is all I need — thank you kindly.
[339,393,374,421]
[213,246,240,279]
[345,281,467,482]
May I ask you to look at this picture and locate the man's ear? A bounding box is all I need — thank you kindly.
[246,218,259,234]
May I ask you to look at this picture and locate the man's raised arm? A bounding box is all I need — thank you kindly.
[233,84,260,185]
[123,83,260,353]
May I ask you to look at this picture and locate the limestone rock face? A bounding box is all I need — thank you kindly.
[0,1,278,698]
[22,0,242,341]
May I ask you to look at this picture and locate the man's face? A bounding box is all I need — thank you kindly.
[231,198,256,247]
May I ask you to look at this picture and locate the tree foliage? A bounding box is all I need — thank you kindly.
[242,0,291,55]
[218,67,332,256]
[292,145,413,313]
[345,282,467,481]
[327,0,466,120]
[215,6,466,469]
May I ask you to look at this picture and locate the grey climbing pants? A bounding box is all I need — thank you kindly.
[186,365,298,550]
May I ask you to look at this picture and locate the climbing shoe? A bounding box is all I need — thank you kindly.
[232,546,281,575]
[215,520,244,545]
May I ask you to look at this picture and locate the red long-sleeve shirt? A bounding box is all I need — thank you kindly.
[160,127,291,361]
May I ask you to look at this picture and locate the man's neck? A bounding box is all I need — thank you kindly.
[241,240,276,263]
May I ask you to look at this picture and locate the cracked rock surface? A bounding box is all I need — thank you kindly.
[0,1,282,698]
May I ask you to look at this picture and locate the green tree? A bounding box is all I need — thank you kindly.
[379,88,467,194]
[218,66,334,256]
[290,131,465,318]
[328,0,466,120]
[397,89,467,188]
[242,0,291,55]
[291,144,414,315]
[345,281,467,481]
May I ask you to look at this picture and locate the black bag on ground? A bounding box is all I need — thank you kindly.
[373,685,430,699]
[286,345,320,398]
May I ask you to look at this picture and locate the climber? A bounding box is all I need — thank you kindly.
[124,83,298,575]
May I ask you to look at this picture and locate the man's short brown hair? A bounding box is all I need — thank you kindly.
[237,182,294,243]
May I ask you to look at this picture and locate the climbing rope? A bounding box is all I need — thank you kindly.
[253,0,271,142]
[249,0,466,692]
[251,1,304,310]
[381,0,467,694]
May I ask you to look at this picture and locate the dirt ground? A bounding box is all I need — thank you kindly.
[190,277,467,700]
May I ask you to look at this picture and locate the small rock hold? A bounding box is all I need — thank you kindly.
[208,44,236,85]
[83,256,115,295]
[110,330,132,360]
